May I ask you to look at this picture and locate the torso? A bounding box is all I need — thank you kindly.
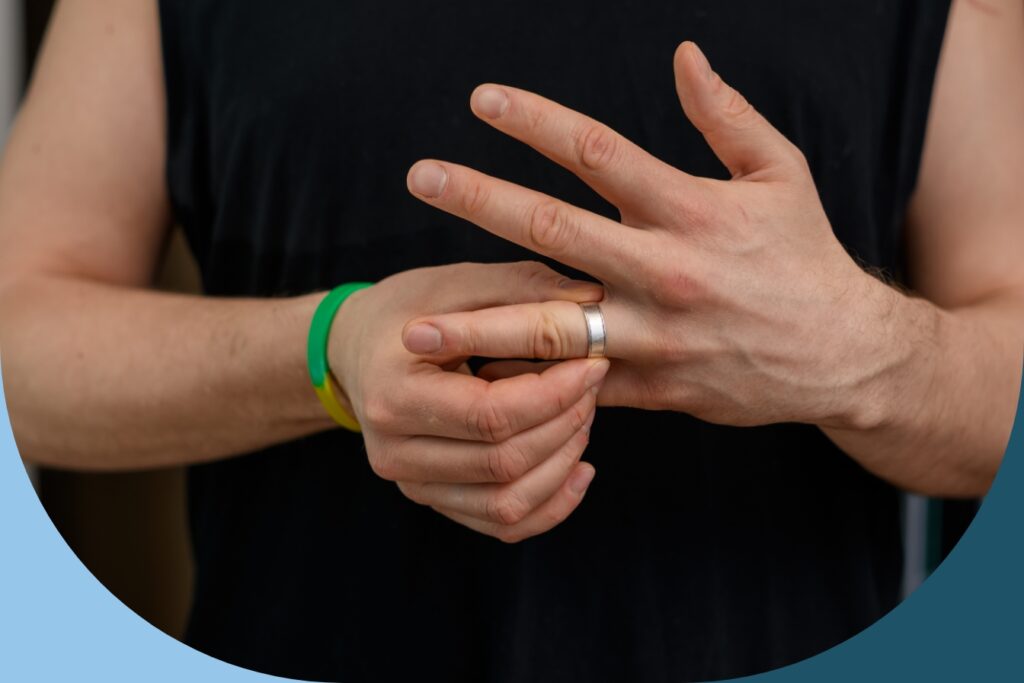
[159,2,950,680]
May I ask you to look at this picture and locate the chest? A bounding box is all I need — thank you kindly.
[164,0,946,290]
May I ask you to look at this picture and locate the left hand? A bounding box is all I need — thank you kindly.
[402,41,900,430]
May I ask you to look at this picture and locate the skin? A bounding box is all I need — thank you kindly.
[0,0,608,542]
[403,2,1024,499]
[329,263,610,541]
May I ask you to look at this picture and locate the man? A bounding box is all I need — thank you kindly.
[0,0,1019,680]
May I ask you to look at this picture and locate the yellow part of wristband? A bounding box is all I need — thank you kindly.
[313,373,363,433]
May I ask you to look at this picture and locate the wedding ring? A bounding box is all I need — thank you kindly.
[580,303,607,358]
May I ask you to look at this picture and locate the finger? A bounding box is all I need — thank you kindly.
[423,260,604,313]
[404,299,624,361]
[405,297,637,360]
[404,300,587,359]
[381,388,596,484]
[673,41,806,180]
[476,360,558,381]
[398,409,593,522]
[434,463,596,543]
[469,84,685,214]
[407,160,655,282]
[374,356,609,442]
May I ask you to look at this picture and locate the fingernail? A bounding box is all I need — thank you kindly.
[474,86,509,119]
[689,43,712,81]
[583,411,596,434]
[404,323,443,353]
[584,358,610,389]
[408,162,448,198]
[569,466,595,495]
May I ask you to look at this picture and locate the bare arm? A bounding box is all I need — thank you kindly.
[0,0,333,469]
[820,0,1024,496]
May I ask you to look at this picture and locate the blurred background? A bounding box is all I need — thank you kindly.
[0,0,980,641]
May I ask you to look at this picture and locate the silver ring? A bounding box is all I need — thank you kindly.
[580,303,607,358]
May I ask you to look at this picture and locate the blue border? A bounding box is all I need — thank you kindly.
[1,360,1020,682]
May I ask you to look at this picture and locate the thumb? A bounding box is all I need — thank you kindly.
[673,41,804,180]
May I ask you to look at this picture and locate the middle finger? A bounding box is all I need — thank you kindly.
[407,159,654,283]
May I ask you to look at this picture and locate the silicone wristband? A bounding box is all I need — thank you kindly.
[307,282,373,432]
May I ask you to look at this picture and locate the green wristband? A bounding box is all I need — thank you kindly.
[307,282,373,432]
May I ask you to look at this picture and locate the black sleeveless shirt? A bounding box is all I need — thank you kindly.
[159,2,950,681]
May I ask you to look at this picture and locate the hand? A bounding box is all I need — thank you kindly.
[329,261,609,542]
[402,42,896,430]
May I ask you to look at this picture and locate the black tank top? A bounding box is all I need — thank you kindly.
[159,2,950,681]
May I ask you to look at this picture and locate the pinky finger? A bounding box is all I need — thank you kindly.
[434,462,596,543]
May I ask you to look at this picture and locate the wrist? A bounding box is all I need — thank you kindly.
[326,286,371,417]
[305,283,374,431]
[292,292,339,425]
[822,273,936,433]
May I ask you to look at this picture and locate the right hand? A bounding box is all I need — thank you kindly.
[328,261,609,543]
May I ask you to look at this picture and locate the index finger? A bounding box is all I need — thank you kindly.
[469,84,686,215]
[376,357,609,443]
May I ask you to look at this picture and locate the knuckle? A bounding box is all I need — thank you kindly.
[487,488,531,526]
[575,123,618,172]
[572,426,591,454]
[538,376,574,416]
[451,320,478,355]
[361,395,396,432]
[523,105,548,135]
[368,449,400,482]
[649,261,708,308]
[487,440,531,483]
[467,396,515,444]
[460,179,492,216]
[568,402,590,433]
[782,142,811,174]
[528,202,578,253]
[529,309,571,359]
[674,186,717,231]
[721,87,755,126]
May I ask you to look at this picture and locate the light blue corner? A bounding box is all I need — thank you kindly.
[1,356,1021,682]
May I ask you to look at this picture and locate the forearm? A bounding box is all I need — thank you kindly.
[822,279,1023,497]
[0,275,334,470]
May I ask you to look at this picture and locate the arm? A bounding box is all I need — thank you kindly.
[0,0,332,469]
[398,3,1022,498]
[0,0,606,543]
[820,0,1024,496]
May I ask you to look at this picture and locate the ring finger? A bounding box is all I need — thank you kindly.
[403,298,637,360]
